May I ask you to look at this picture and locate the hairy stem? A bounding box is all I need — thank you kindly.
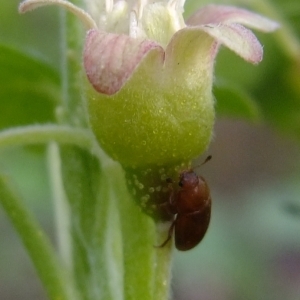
[0,175,76,300]
[0,125,94,150]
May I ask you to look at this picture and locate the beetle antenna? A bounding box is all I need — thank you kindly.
[202,155,212,165]
[193,155,212,170]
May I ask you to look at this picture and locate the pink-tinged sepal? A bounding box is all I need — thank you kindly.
[164,22,264,85]
[84,29,164,95]
[197,23,264,64]
[187,4,279,32]
[164,27,217,90]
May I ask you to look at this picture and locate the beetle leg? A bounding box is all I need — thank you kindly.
[166,179,177,214]
[155,220,176,248]
[156,179,177,216]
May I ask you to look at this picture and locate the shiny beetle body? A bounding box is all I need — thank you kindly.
[158,157,211,251]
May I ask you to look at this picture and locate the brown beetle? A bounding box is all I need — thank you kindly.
[158,156,211,251]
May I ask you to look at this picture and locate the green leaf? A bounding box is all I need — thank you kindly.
[0,44,60,129]
[214,80,262,122]
[253,46,300,137]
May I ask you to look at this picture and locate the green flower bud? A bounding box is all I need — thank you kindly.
[19,0,278,220]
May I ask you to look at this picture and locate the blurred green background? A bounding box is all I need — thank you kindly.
[1,0,300,299]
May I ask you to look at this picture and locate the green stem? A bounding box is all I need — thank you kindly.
[0,125,94,150]
[92,161,125,300]
[153,228,173,299]
[113,165,173,299]
[47,142,73,270]
[0,175,75,300]
[60,0,87,126]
